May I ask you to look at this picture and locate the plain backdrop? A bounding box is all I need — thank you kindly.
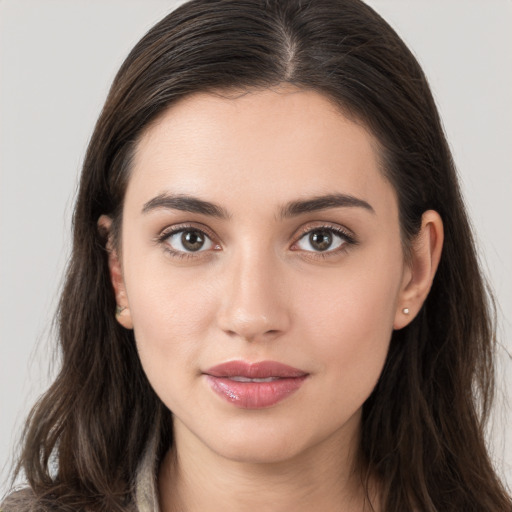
[1,0,511,496]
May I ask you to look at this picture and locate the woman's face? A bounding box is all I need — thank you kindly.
[113,85,412,464]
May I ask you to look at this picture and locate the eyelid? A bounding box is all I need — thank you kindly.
[294,222,356,242]
[156,223,222,257]
[290,222,357,255]
[157,222,219,243]
[155,221,357,260]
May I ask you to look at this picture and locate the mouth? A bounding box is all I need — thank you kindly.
[203,360,309,409]
[228,376,281,382]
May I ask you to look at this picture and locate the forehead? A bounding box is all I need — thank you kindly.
[126,85,396,218]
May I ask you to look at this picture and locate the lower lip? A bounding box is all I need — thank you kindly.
[205,375,307,409]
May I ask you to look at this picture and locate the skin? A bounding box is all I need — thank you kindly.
[100,84,443,512]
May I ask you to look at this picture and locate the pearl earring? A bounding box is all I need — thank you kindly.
[402,307,410,315]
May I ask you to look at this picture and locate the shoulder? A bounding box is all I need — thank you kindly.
[1,488,59,512]
[1,488,37,512]
[1,488,140,512]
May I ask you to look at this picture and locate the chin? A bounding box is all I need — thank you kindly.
[194,414,325,466]
[211,435,306,465]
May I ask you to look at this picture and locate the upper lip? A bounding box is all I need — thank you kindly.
[204,360,308,379]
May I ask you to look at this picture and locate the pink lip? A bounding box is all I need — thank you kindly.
[203,360,308,409]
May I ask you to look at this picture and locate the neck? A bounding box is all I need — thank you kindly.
[158,415,379,512]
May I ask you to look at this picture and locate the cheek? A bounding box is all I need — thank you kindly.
[130,279,216,348]
[291,253,403,394]
[122,227,219,338]
[122,255,220,396]
[296,256,402,344]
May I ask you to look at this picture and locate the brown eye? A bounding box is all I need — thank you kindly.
[165,229,214,253]
[296,228,347,253]
[309,230,333,251]
[181,230,206,251]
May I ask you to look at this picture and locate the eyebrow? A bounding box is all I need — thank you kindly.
[279,193,375,219]
[141,192,374,219]
[142,193,231,219]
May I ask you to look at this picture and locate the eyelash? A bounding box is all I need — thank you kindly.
[155,223,357,261]
[291,224,357,260]
[155,223,219,261]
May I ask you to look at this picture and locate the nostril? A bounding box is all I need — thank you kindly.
[224,327,282,342]
[217,293,291,341]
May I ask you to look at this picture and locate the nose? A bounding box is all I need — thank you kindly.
[216,250,291,343]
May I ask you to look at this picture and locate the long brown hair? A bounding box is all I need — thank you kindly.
[4,0,511,510]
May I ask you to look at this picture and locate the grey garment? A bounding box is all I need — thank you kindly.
[0,433,162,512]
[134,430,161,512]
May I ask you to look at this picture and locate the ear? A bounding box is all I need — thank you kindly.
[98,215,133,330]
[394,210,444,330]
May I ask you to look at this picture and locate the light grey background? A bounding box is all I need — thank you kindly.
[1,0,511,496]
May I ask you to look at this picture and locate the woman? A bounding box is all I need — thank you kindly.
[2,0,511,510]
